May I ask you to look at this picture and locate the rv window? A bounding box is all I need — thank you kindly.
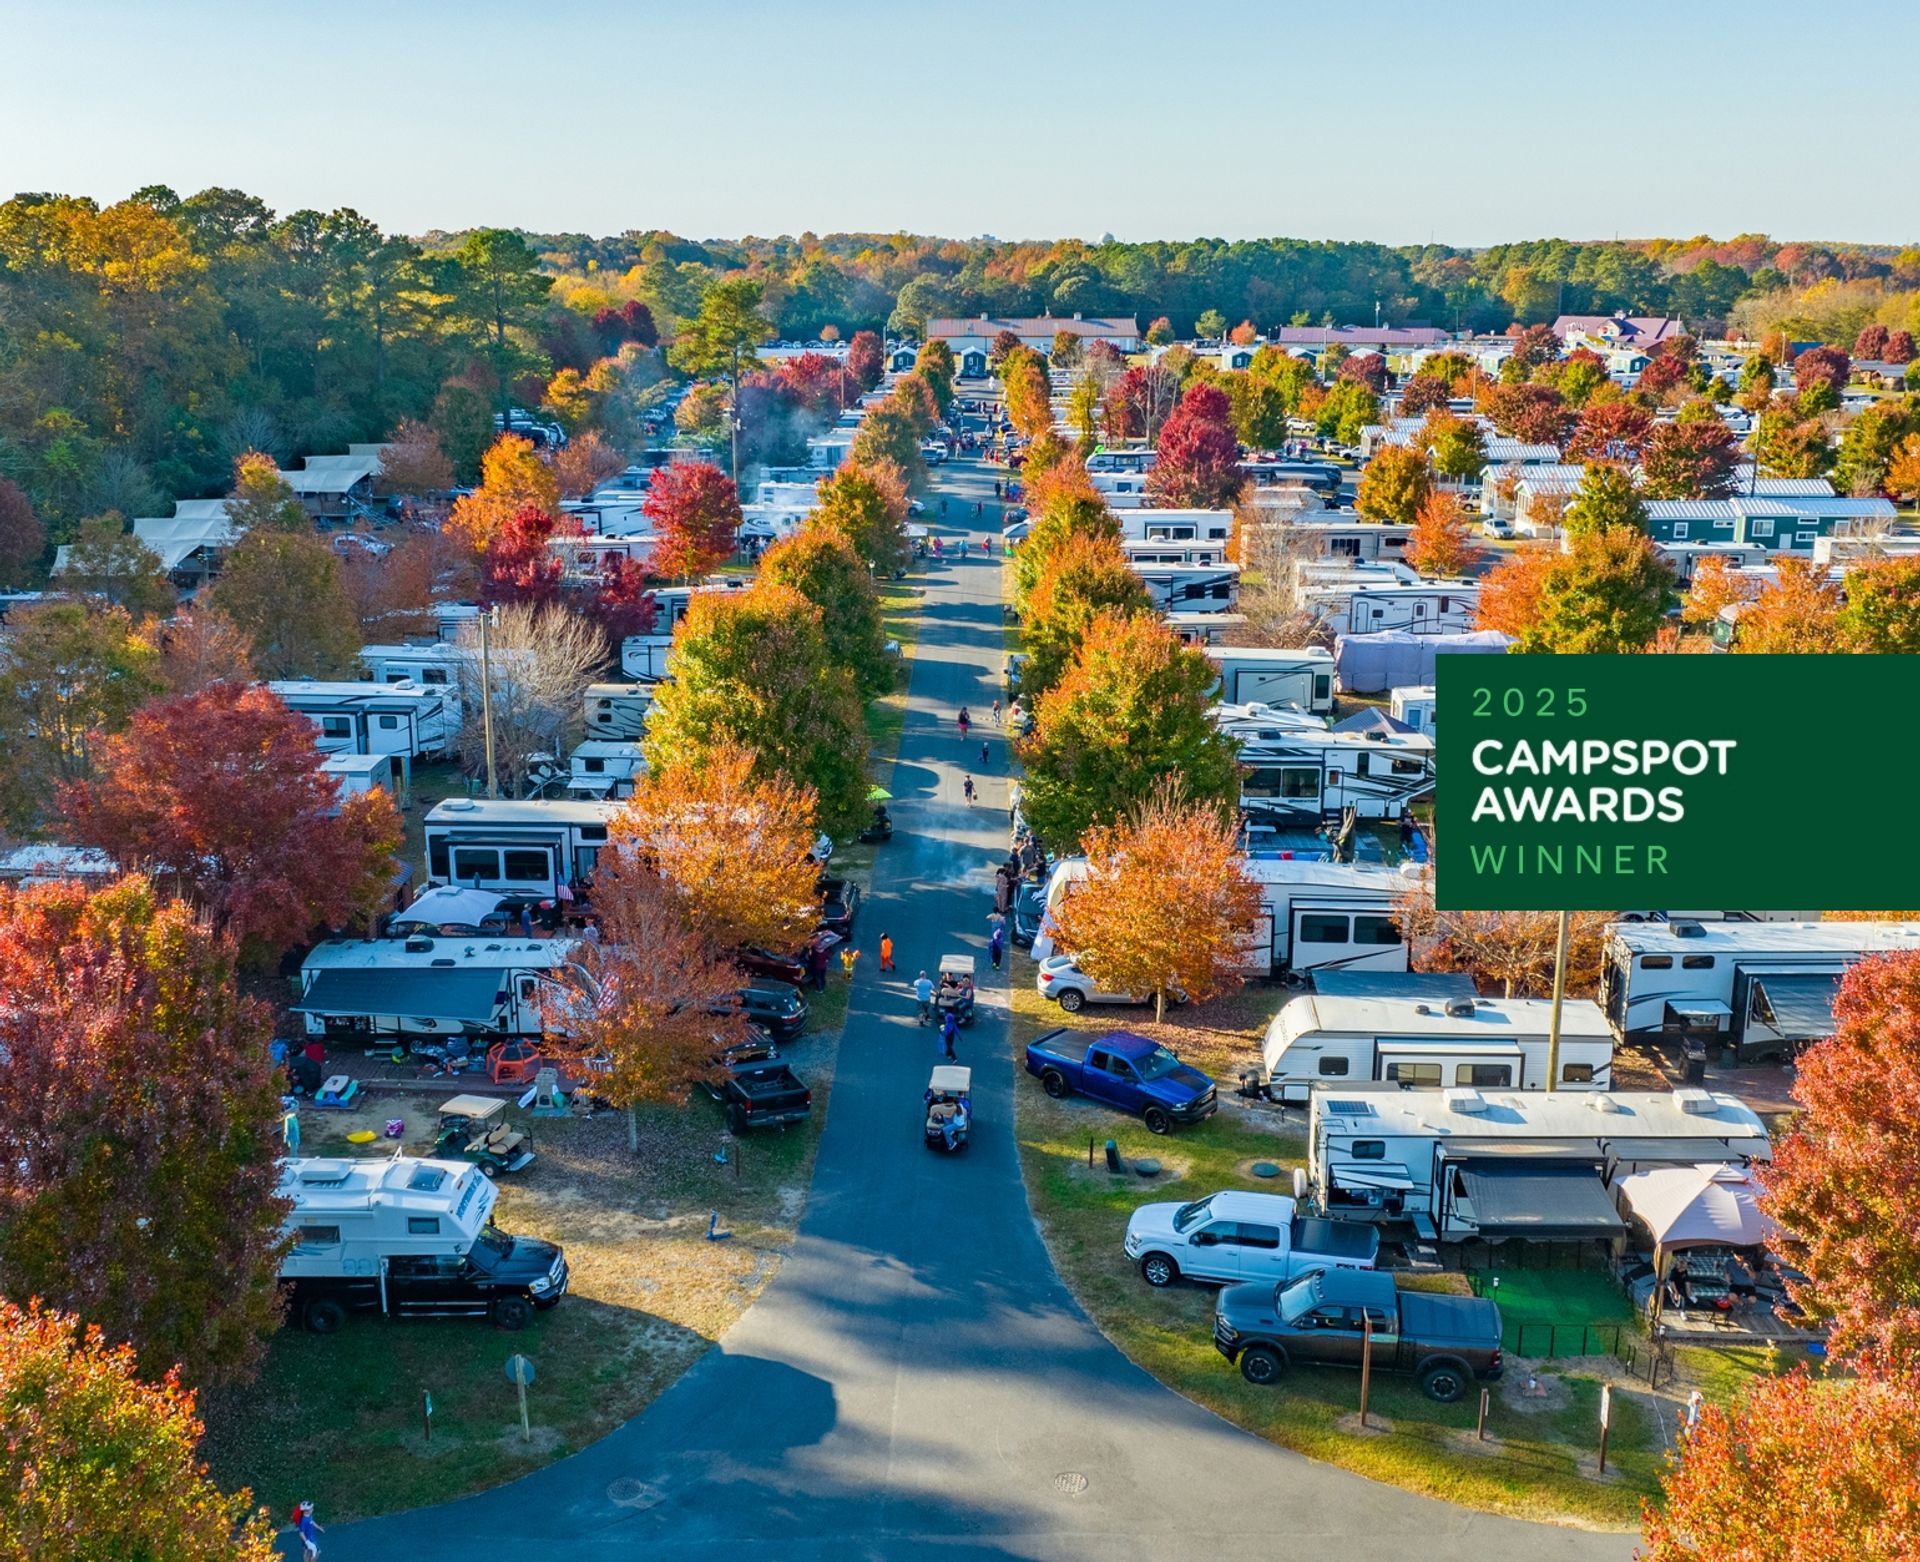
[502,849,550,882]
[321,716,353,739]
[428,839,450,879]
[377,715,400,731]
[583,757,606,773]
[407,1216,441,1235]
[1299,913,1350,943]
[1561,1063,1596,1083]
[581,826,609,843]
[1236,1224,1282,1250]
[1314,675,1331,700]
[1352,1140,1386,1160]
[1681,954,1715,970]
[422,668,448,684]
[1275,768,1319,799]
[1386,1062,1442,1086]
[1354,915,1401,947]
[452,848,501,882]
[1317,1056,1350,1076]
[1327,769,1342,786]
[295,1225,341,1248]
[1456,1063,1512,1088]
[1640,954,1673,970]
[1391,757,1425,775]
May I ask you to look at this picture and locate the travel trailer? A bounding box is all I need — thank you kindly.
[1204,647,1336,714]
[1260,992,1613,1106]
[319,751,390,802]
[293,935,591,1041]
[582,682,652,740]
[360,640,465,692]
[558,741,644,800]
[1127,562,1241,613]
[270,680,453,780]
[620,635,674,682]
[1121,537,1229,567]
[1598,919,1920,1061]
[1165,611,1248,647]
[277,1156,568,1331]
[1114,508,1232,544]
[1032,854,1413,980]
[423,798,618,898]
[1234,726,1436,824]
[1312,581,1479,636]
[1306,1084,1770,1241]
[1390,685,1435,736]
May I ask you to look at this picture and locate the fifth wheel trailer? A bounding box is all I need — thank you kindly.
[1203,647,1336,715]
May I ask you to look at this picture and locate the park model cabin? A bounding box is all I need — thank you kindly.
[1598,919,1920,1062]
[294,935,589,1040]
[423,797,617,899]
[1262,992,1614,1106]
[582,682,652,739]
[1032,854,1412,980]
[1311,581,1479,637]
[1235,726,1436,824]
[1204,647,1336,715]
[1127,562,1241,613]
[1307,1083,1770,1243]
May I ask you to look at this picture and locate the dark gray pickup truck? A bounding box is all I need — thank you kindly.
[1213,1268,1503,1402]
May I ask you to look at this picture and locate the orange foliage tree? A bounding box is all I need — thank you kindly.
[552,430,627,498]
[1681,554,1763,628]
[445,434,559,555]
[1734,556,1849,652]
[1641,1355,1920,1562]
[612,742,822,954]
[0,1298,276,1561]
[1047,783,1262,1022]
[1758,951,1920,1357]
[1003,347,1055,439]
[1474,545,1557,636]
[1404,490,1481,577]
[1396,882,1612,998]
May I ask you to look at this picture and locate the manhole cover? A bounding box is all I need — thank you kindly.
[606,1477,664,1509]
[1133,1158,1162,1177]
[1251,1161,1281,1179]
[1053,1471,1090,1496]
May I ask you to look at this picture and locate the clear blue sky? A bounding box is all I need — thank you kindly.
[6,0,1916,246]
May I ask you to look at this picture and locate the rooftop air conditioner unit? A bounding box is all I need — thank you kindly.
[1444,1088,1487,1115]
[1672,919,1707,938]
[1443,996,1476,1018]
[1673,1088,1719,1116]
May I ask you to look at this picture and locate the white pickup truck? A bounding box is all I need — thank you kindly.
[1123,1188,1379,1288]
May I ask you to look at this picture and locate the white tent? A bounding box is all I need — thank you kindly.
[1616,1162,1778,1252]
[388,885,510,932]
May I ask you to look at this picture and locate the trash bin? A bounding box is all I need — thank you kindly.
[1682,1040,1708,1085]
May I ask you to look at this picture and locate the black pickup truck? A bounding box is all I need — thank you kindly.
[1213,1268,1503,1402]
[711,1056,812,1133]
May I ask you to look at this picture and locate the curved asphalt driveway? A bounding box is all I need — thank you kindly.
[329,456,1634,1562]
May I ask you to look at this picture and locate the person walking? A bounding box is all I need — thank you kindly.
[980,741,989,767]
[808,940,829,991]
[989,922,1004,971]
[991,697,1001,725]
[879,933,895,972]
[295,1501,323,1561]
[914,970,933,1025]
[957,707,971,738]
[962,775,976,804]
[941,1010,959,1061]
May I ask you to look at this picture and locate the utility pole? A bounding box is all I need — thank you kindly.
[479,606,499,800]
[1544,908,1570,1091]
[729,342,741,488]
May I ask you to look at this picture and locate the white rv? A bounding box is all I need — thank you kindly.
[1235,726,1437,823]
[582,681,652,740]
[1127,562,1241,614]
[1599,919,1920,1061]
[1204,647,1336,715]
[1032,854,1412,980]
[1307,1084,1770,1242]
[620,635,674,682]
[1121,537,1229,567]
[1165,611,1248,647]
[319,751,390,802]
[360,640,465,693]
[1313,581,1479,636]
[1115,508,1232,544]
[423,797,618,898]
[1261,992,1614,1105]
[294,934,590,1041]
[270,679,453,768]
[1390,685,1436,736]
[563,741,645,800]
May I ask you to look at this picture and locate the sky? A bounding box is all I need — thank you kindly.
[4,0,1917,247]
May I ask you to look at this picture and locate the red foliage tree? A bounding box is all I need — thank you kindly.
[1639,413,1741,499]
[0,478,46,586]
[584,554,659,646]
[1397,373,1452,416]
[1853,322,1891,361]
[846,329,884,391]
[592,301,657,353]
[1144,382,1243,507]
[59,685,403,957]
[1884,329,1915,365]
[1565,399,1656,461]
[1507,323,1560,376]
[643,460,742,580]
[1485,381,1574,446]
[1636,352,1691,398]
[777,351,858,415]
[481,502,567,607]
[1338,352,1388,392]
[1793,344,1852,399]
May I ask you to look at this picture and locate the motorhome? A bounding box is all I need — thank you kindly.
[1312,581,1480,636]
[582,681,652,740]
[1390,685,1435,736]
[1283,518,1414,564]
[621,635,674,682]
[1261,992,1613,1105]
[360,641,465,692]
[293,935,590,1041]
[1127,562,1241,613]
[1243,459,1342,496]
[1599,919,1920,1061]
[1307,1083,1770,1242]
[423,797,618,898]
[546,530,657,578]
[1032,854,1413,980]
[1085,446,1156,475]
[618,580,751,681]
[1204,647,1336,714]
[270,681,453,786]
[1212,701,1330,738]
[277,1156,568,1332]
[1235,726,1437,824]
[1088,471,1148,509]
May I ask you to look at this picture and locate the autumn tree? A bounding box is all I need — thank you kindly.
[1003,347,1054,439]
[1853,322,1891,361]
[1641,1355,1920,1562]
[643,460,741,580]
[1734,557,1849,653]
[1565,399,1655,462]
[913,339,956,412]
[1412,409,1488,481]
[846,328,884,391]
[0,478,46,585]
[446,434,560,556]
[1048,785,1262,1022]
[811,460,910,575]
[150,608,256,695]
[1681,555,1762,628]
[552,429,627,499]
[1751,400,1836,479]
[0,601,162,828]
[1144,316,1175,346]
[1106,361,1182,443]
[223,451,308,534]
[1021,531,1154,699]
[613,742,821,954]
[643,582,868,835]
[374,419,454,496]
[1888,435,1920,502]
[1759,950,1920,1355]
[204,526,361,678]
[849,400,925,486]
[1791,344,1852,403]
[0,1299,276,1562]
[1338,352,1388,393]
[759,524,892,697]
[669,277,773,478]
[1560,461,1647,539]
[1398,373,1452,417]
[1354,444,1431,524]
[1398,885,1612,997]
[61,684,402,958]
[1405,491,1481,577]
[1145,382,1243,507]
[1640,407,1741,499]
[1838,557,1920,653]
[1013,463,1116,609]
[1313,378,1380,446]
[0,878,289,1386]
[1511,527,1675,654]
[1506,322,1560,379]
[1484,381,1573,446]
[454,602,607,791]
[1831,401,1916,496]
[58,513,177,618]
[1018,613,1240,850]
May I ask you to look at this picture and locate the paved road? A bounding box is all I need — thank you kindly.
[328,452,1634,1562]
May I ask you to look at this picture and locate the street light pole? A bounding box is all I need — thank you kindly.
[1544,908,1570,1091]
[479,606,499,800]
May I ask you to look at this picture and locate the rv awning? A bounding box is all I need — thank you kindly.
[294,966,506,1026]
[1665,999,1731,1023]
[1751,974,1840,1041]
[1458,1164,1627,1239]
[1332,1167,1417,1191]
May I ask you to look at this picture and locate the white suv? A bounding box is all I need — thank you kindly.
[1035,954,1183,1014]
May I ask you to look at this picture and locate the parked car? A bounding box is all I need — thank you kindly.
[1124,1189,1378,1288]
[735,983,808,1041]
[1009,884,1046,949]
[714,1058,812,1133]
[738,945,808,987]
[1481,516,1513,539]
[1023,1027,1215,1135]
[1213,1268,1502,1401]
[1034,954,1184,1014]
[817,876,862,936]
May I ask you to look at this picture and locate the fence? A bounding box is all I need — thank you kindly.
[1499,1319,1629,1359]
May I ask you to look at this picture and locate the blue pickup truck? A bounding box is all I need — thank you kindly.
[1024,1028,1217,1135]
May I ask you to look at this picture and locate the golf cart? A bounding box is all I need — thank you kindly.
[430,1094,536,1176]
[924,1064,972,1152]
[936,954,976,1027]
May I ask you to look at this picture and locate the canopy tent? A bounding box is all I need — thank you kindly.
[389,885,510,931]
[1750,974,1841,1043]
[1458,1163,1628,1240]
[1615,1162,1778,1253]
[294,965,506,1027]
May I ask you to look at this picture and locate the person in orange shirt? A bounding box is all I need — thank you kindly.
[879,934,895,971]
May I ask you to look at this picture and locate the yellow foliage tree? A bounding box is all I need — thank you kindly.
[445,435,558,556]
[1681,554,1763,627]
